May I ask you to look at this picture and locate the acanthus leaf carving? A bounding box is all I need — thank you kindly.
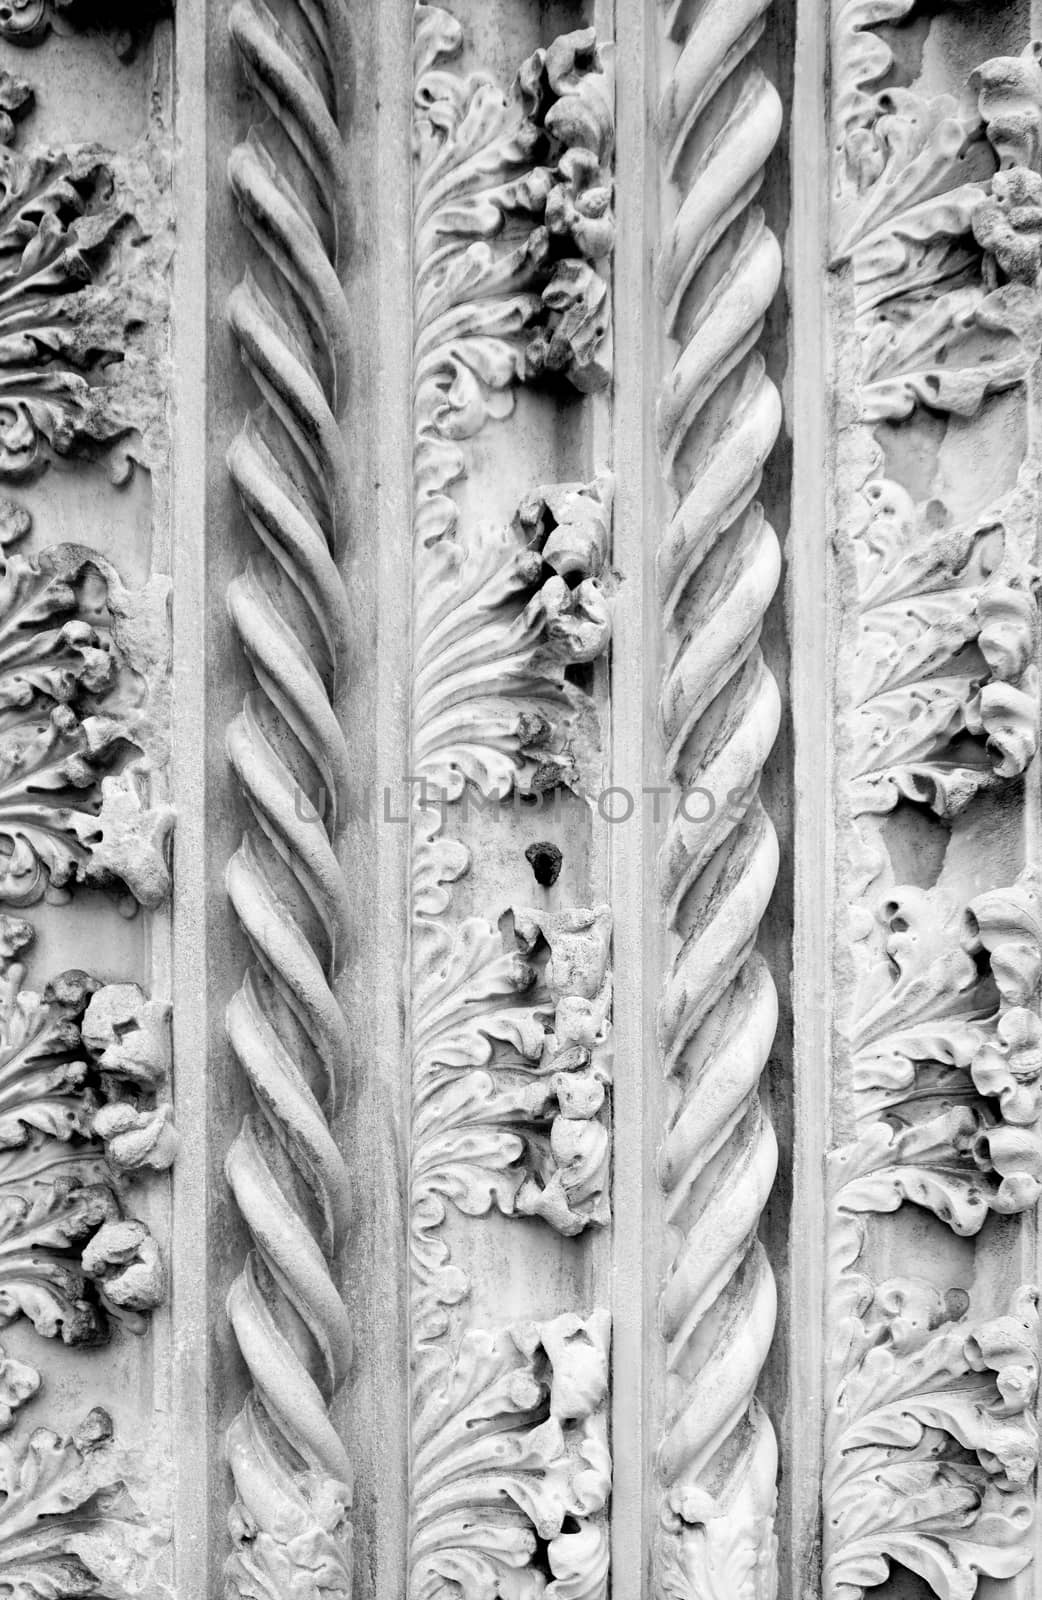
[849,467,1040,817]
[829,14,1042,1597]
[413,476,613,802]
[409,1310,611,1600]
[0,924,170,1362]
[411,897,612,1352]
[0,145,133,482]
[824,1279,1039,1600]
[0,539,172,910]
[652,0,783,1592]
[414,3,614,548]
[0,0,171,56]
[0,1406,160,1597]
[224,0,355,1590]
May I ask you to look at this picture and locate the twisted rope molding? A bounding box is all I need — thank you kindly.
[654,1,783,1593]
[223,2,354,1594]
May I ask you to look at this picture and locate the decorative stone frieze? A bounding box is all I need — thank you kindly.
[824,4,1042,1596]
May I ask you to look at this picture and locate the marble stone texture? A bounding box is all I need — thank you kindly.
[1,3,1040,1599]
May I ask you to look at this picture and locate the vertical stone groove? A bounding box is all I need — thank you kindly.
[223,1,355,1594]
[653,0,783,1591]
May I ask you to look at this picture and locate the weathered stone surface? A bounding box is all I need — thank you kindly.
[6,3,1042,1599]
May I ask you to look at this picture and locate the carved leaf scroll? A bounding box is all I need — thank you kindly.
[0,1407,155,1598]
[413,478,613,801]
[850,472,1039,817]
[0,929,168,1351]
[410,1310,611,1600]
[825,1279,1039,1600]
[833,30,1042,421]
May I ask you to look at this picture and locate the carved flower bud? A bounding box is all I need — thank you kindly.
[82,1219,165,1315]
[537,1310,610,1422]
[972,166,1042,285]
[978,585,1037,681]
[973,1123,1042,1212]
[528,478,611,578]
[93,1101,178,1172]
[969,870,1042,1004]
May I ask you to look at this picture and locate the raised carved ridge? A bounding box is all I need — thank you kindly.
[653,2,783,1592]
[224,1,353,1594]
[410,889,612,1351]
[832,871,1042,1231]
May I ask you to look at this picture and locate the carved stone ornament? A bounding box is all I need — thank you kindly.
[0,1,171,55]
[823,5,1042,1599]
[10,0,1042,1596]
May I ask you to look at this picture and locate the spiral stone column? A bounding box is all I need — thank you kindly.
[654,1,783,1592]
[222,2,355,1594]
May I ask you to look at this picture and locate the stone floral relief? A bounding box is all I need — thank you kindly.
[0,918,171,1365]
[0,1405,166,1597]
[824,1276,1039,1600]
[413,1,614,549]
[411,879,612,1351]
[224,0,355,1594]
[409,9,615,1597]
[827,7,1042,1595]
[410,1310,611,1600]
[0,917,172,1595]
[0,66,172,485]
[850,464,1039,819]
[651,0,784,1593]
[0,518,172,911]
